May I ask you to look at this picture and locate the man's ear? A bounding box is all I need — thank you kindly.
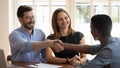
[94,29,100,40]
[94,29,99,36]
[18,17,22,24]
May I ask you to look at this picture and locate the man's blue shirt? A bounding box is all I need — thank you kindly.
[9,27,46,62]
[82,37,120,68]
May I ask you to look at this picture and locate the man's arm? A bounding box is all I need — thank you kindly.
[33,39,63,52]
[9,31,61,52]
[63,43,91,54]
[32,39,54,51]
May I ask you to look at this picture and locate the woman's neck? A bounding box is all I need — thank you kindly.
[60,28,68,36]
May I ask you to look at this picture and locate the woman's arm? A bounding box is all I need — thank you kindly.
[45,47,67,64]
[46,47,82,64]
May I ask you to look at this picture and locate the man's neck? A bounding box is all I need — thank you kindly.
[22,27,33,35]
[99,36,110,44]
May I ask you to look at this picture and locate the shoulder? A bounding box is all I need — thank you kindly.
[34,28,45,35]
[74,32,84,40]
[9,28,23,40]
[104,37,120,52]
[34,28,44,33]
[74,31,84,37]
[104,37,120,49]
[47,34,55,40]
[9,28,21,36]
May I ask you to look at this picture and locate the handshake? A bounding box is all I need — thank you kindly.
[50,39,64,53]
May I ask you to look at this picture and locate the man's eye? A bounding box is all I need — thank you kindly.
[26,16,34,19]
[26,17,30,19]
[65,17,68,19]
[32,16,34,18]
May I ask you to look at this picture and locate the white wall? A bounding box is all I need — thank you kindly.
[0,0,10,59]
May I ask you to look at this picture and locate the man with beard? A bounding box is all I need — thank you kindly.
[9,5,62,62]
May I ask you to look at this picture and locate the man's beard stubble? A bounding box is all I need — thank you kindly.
[23,22,35,30]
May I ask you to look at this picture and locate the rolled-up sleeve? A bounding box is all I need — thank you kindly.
[89,45,101,55]
[9,31,34,52]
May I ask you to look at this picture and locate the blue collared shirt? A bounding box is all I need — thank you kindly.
[9,27,46,62]
[81,37,120,68]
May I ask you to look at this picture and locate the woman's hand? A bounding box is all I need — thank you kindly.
[70,55,81,66]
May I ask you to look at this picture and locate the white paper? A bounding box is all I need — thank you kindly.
[35,63,62,68]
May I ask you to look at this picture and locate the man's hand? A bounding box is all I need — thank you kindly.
[51,39,64,53]
[53,39,63,45]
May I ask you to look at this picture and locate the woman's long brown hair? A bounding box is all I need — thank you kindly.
[51,8,74,39]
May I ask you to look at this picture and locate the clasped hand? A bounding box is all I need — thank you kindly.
[70,55,81,66]
[50,39,64,53]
